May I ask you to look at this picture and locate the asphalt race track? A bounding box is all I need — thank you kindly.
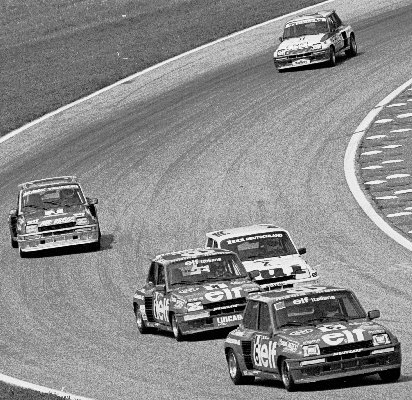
[1,1,412,399]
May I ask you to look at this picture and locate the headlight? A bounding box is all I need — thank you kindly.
[25,224,38,234]
[303,344,320,357]
[373,333,391,346]
[76,217,89,226]
[312,43,322,50]
[187,301,204,312]
[277,49,286,56]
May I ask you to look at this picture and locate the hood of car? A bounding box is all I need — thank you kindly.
[172,279,259,304]
[281,320,389,349]
[24,204,89,225]
[277,34,325,52]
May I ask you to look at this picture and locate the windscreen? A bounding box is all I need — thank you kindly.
[283,18,328,39]
[220,232,297,261]
[21,185,85,211]
[274,291,367,328]
[168,254,247,286]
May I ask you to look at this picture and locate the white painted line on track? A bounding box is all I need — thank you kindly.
[0,0,334,146]
[0,374,95,400]
[0,1,336,398]
[344,76,412,252]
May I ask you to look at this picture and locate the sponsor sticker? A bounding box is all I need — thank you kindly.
[216,314,243,327]
[226,337,241,346]
[290,329,313,336]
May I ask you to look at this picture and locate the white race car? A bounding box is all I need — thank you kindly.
[205,224,318,291]
[273,10,357,71]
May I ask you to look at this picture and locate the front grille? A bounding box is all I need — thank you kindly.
[204,298,246,316]
[286,51,312,59]
[144,297,154,322]
[321,340,373,355]
[38,222,76,232]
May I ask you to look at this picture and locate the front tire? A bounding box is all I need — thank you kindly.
[328,46,336,67]
[171,313,184,341]
[135,308,150,334]
[227,349,255,385]
[345,35,357,57]
[379,367,401,383]
[11,236,18,248]
[281,359,296,392]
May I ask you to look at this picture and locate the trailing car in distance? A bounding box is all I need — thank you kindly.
[206,224,318,291]
[273,10,357,71]
[133,248,260,341]
[8,176,101,257]
[224,285,401,391]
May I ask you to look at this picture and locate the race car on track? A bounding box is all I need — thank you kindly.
[273,10,357,71]
[8,176,101,257]
[224,285,401,391]
[133,248,260,341]
[206,224,318,291]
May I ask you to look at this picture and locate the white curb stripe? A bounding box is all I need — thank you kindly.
[0,374,95,400]
[344,76,412,252]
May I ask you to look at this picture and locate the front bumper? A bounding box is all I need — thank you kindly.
[288,343,401,384]
[274,49,329,70]
[18,224,99,252]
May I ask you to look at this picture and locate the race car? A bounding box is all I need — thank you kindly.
[224,285,401,391]
[132,248,260,341]
[273,10,357,71]
[8,176,101,257]
[206,224,318,291]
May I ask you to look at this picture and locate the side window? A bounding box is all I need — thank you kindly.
[332,12,342,27]
[157,264,165,285]
[243,301,259,330]
[258,303,271,332]
[328,17,336,32]
[206,238,214,247]
[147,262,156,284]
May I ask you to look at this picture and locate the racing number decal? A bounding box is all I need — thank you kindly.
[153,292,170,323]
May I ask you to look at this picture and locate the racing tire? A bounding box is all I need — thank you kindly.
[11,236,18,249]
[171,313,184,341]
[227,349,255,385]
[280,359,296,392]
[135,308,150,334]
[345,35,358,57]
[379,367,401,383]
[328,46,336,67]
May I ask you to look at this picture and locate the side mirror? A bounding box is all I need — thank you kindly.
[279,36,283,42]
[368,310,380,320]
[9,209,17,217]
[87,197,98,205]
[298,247,306,255]
[155,284,166,293]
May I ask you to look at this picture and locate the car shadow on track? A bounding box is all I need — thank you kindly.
[155,327,235,342]
[255,370,410,391]
[20,233,115,258]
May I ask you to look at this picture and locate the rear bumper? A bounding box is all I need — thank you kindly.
[289,344,401,384]
[258,275,318,291]
[18,225,99,252]
[274,50,329,70]
[176,311,244,335]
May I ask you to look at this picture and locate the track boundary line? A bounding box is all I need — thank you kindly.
[344,77,412,251]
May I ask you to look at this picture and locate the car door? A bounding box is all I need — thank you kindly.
[151,263,171,326]
[251,302,278,373]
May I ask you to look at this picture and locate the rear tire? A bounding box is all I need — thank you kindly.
[379,367,401,383]
[227,349,255,385]
[281,359,296,392]
[345,35,357,57]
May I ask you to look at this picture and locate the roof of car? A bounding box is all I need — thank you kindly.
[286,9,334,23]
[206,224,287,240]
[248,285,347,303]
[153,248,237,265]
[19,176,79,190]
